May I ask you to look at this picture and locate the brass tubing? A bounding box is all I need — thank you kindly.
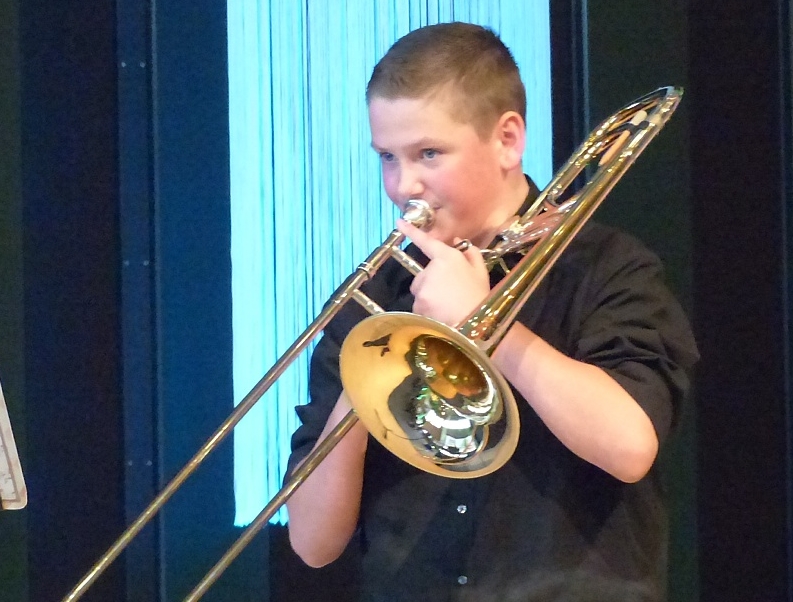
[462,88,682,352]
[185,87,684,597]
[62,86,683,600]
[61,224,419,602]
[184,409,359,601]
[337,88,682,481]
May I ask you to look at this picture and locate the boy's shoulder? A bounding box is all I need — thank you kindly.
[535,220,667,303]
[562,220,662,271]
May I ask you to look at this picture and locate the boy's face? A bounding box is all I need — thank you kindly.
[368,94,515,247]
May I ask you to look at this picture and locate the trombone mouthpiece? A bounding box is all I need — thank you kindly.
[402,199,434,230]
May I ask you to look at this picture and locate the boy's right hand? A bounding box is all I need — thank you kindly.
[396,219,490,327]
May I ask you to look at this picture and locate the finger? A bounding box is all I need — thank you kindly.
[452,237,486,270]
[396,219,448,260]
[409,269,425,297]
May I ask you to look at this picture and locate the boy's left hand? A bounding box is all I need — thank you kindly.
[397,219,490,327]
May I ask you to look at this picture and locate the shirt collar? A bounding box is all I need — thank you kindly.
[485,174,541,252]
[516,174,542,219]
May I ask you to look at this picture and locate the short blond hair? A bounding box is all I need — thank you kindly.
[366,22,526,138]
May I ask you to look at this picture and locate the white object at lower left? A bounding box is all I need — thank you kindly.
[0,380,27,510]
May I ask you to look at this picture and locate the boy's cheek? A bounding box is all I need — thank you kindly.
[381,175,399,200]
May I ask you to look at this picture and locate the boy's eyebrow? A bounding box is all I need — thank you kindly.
[410,138,442,149]
[370,138,443,153]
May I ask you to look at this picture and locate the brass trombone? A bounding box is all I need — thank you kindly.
[63,86,683,601]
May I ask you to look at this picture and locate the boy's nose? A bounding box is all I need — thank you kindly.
[396,166,424,200]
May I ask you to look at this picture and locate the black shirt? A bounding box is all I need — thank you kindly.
[288,206,699,601]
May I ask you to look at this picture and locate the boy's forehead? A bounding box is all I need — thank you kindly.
[368,96,470,146]
[369,91,451,112]
[368,91,471,130]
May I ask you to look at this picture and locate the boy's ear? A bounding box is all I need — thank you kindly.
[495,111,526,170]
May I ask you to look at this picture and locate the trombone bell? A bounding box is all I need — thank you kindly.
[339,311,520,478]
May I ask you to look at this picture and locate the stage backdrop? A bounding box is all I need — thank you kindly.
[227,0,553,527]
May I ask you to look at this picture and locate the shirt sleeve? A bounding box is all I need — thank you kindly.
[286,318,346,477]
[572,229,699,443]
[286,251,420,476]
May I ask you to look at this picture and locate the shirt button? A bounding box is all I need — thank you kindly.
[457,575,469,585]
[456,504,467,514]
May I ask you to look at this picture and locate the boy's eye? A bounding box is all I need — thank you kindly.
[379,152,396,163]
[422,149,439,160]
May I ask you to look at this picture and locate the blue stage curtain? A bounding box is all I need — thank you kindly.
[228,0,551,525]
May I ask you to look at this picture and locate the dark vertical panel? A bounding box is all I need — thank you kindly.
[18,0,125,600]
[585,1,693,299]
[550,0,582,168]
[581,4,697,601]
[787,15,793,595]
[0,0,28,599]
[117,0,160,599]
[151,0,268,599]
[690,2,792,601]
